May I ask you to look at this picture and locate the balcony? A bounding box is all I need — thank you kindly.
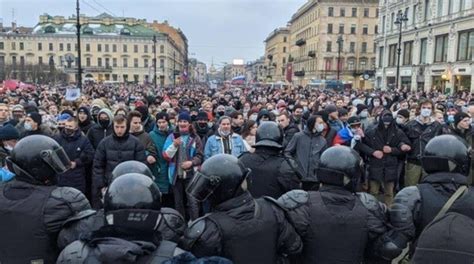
[308,51,316,58]
[295,38,306,46]
[267,54,273,60]
[294,70,305,77]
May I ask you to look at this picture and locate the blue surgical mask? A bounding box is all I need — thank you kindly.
[315,123,325,133]
[420,109,432,117]
[24,123,33,131]
[447,115,455,123]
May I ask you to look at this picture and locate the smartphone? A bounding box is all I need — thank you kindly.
[173,132,181,139]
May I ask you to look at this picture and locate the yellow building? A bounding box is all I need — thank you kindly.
[264,27,290,82]
[289,0,379,89]
[0,13,186,86]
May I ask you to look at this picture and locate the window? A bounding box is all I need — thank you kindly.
[340,8,345,17]
[327,41,332,52]
[123,58,128,67]
[123,44,128,53]
[134,58,139,68]
[283,47,287,53]
[105,44,109,52]
[97,44,102,52]
[360,59,367,70]
[11,42,16,50]
[60,43,64,51]
[351,24,356,34]
[49,43,53,51]
[160,45,164,53]
[419,38,428,64]
[160,59,164,68]
[391,13,395,31]
[328,24,333,34]
[434,34,448,62]
[339,24,344,34]
[382,16,386,33]
[282,57,286,64]
[75,44,78,51]
[67,43,71,51]
[86,57,91,67]
[144,45,148,53]
[437,0,444,17]
[350,42,355,53]
[97,58,102,67]
[448,0,454,14]
[144,58,149,68]
[113,44,117,52]
[361,42,367,53]
[328,7,334,17]
[20,56,25,66]
[0,42,3,50]
[424,0,430,21]
[347,58,355,70]
[376,8,379,17]
[378,46,384,67]
[363,25,368,35]
[457,31,474,61]
[364,8,370,17]
[283,37,287,42]
[20,42,24,50]
[11,56,16,67]
[113,58,117,67]
[388,44,397,66]
[134,45,138,53]
[38,43,42,51]
[105,58,110,68]
[352,8,357,17]
[38,56,43,65]
[85,44,90,52]
[375,25,378,34]
[403,41,413,65]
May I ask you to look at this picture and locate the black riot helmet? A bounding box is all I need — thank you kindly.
[104,173,162,231]
[6,135,70,185]
[254,121,283,149]
[421,135,470,176]
[187,154,250,205]
[111,160,155,182]
[316,146,363,192]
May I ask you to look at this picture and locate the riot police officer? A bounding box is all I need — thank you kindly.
[278,146,391,263]
[181,154,302,263]
[383,134,473,260]
[239,121,301,198]
[57,173,186,263]
[0,135,93,263]
[58,160,186,248]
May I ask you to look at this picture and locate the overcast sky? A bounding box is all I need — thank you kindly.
[0,0,306,68]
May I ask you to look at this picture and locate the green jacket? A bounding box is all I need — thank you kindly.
[149,127,171,194]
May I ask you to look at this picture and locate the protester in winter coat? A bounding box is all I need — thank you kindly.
[86,108,113,149]
[204,116,247,160]
[128,110,158,166]
[77,106,95,135]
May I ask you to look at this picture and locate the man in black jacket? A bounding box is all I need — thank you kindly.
[92,115,146,208]
[277,111,300,148]
[53,116,95,194]
[239,121,300,199]
[87,108,114,149]
[77,106,95,135]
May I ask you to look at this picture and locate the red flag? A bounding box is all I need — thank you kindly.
[286,64,293,82]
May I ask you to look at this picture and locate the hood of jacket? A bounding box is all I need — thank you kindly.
[98,108,114,127]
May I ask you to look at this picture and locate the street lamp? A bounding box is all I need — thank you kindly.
[394,11,408,90]
[336,35,343,88]
[76,0,82,90]
[152,35,157,90]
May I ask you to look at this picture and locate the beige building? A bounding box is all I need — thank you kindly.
[188,58,207,83]
[245,57,266,83]
[289,0,379,89]
[0,13,186,86]
[264,27,290,82]
[375,0,474,93]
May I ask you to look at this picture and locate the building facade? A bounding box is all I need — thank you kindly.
[289,0,379,88]
[375,0,474,92]
[0,13,187,86]
[188,58,207,83]
[245,57,266,83]
[264,27,290,82]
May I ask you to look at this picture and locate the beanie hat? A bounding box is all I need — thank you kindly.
[338,108,348,116]
[12,104,24,112]
[347,116,361,126]
[454,112,470,127]
[356,104,368,115]
[397,109,410,119]
[196,111,209,121]
[325,104,338,114]
[27,112,42,126]
[178,111,191,122]
[136,105,149,119]
[0,124,20,141]
[155,112,169,122]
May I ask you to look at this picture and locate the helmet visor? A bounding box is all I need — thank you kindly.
[40,147,71,174]
[186,171,221,202]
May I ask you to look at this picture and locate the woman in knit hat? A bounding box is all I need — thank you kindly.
[449,111,474,185]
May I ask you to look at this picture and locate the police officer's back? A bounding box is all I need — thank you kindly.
[383,135,474,259]
[278,146,391,263]
[0,135,92,264]
[182,154,303,264]
[57,173,186,263]
[239,121,301,198]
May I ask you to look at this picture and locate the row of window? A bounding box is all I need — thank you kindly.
[326,41,374,54]
[0,41,166,54]
[327,23,376,35]
[328,7,379,18]
[379,31,473,67]
[294,57,375,73]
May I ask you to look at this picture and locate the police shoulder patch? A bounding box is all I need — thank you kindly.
[51,186,91,212]
[357,192,384,212]
[185,217,207,241]
[277,190,309,209]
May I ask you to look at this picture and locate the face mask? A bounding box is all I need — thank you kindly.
[24,123,33,131]
[217,111,225,116]
[250,114,258,121]
[447,115,455,123]
[64,128,76,136]
[219,129,231,137]
[99,119,110,128]
[350,128,358,134]
[420,109,432,117]
[303,106,308,111]
[396,117,404,125]
[373,102,380,107]
[4,144,13,151]
[315,123,325,133]
[462,106,468,113]
[360,111,368,118]
[198,122,208,129]
[191,115,197,122]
